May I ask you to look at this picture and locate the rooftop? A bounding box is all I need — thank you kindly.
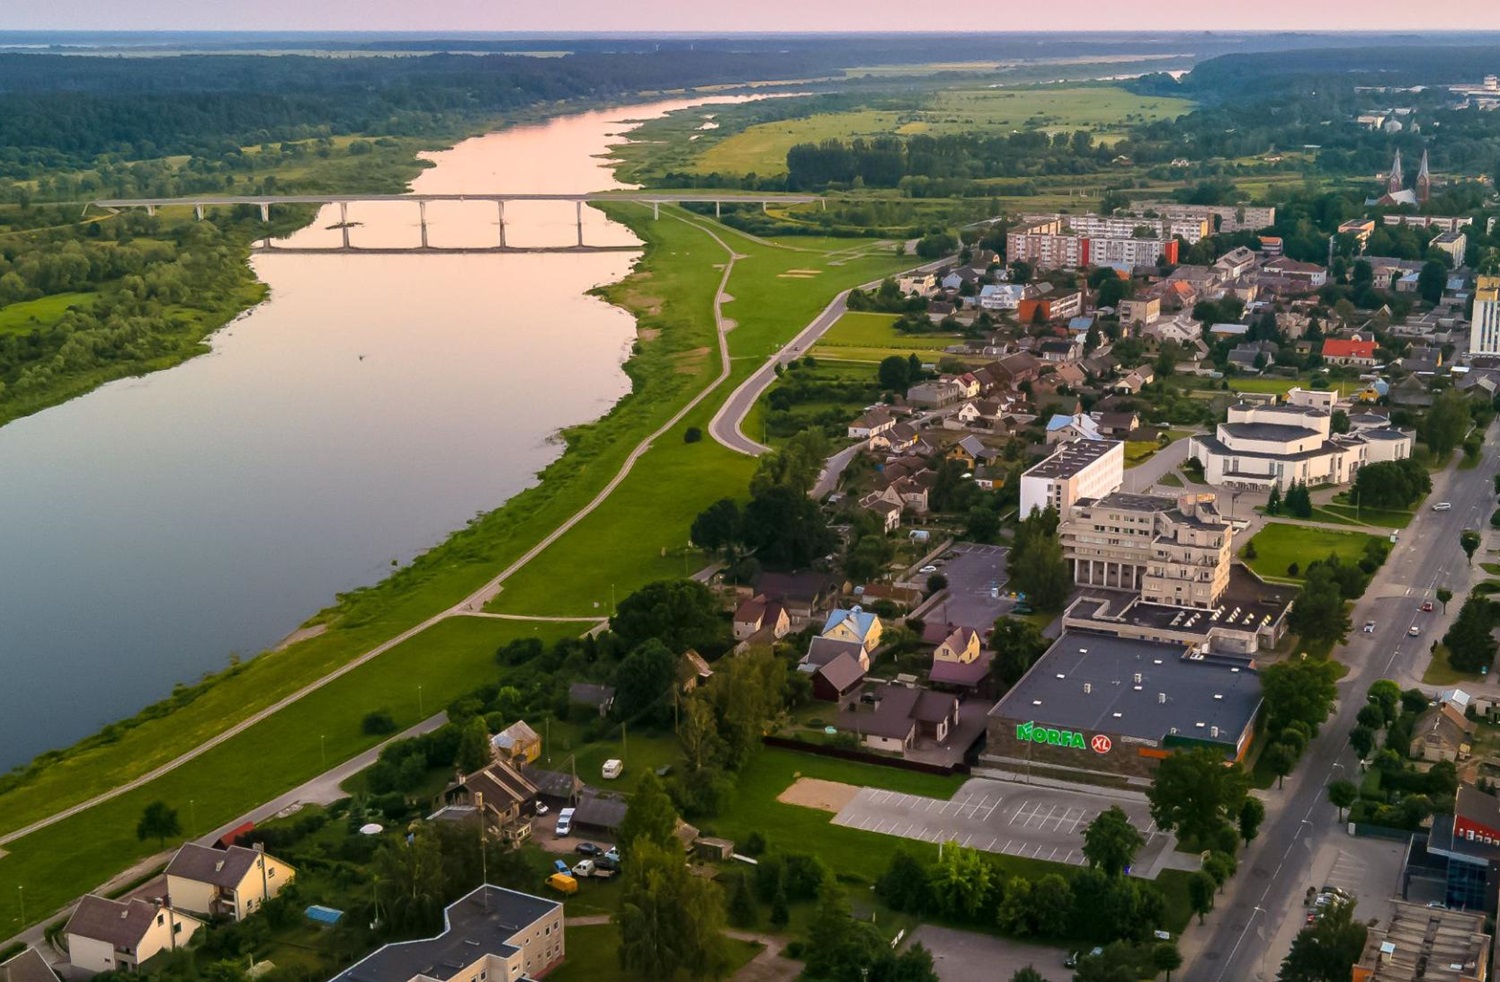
[166,843,266,889]
[65,896,163,951]
[332,885,559,982]
[1354,899,1490,982]
[989,631,1262,749]
[0,948,57,982]
[1221,422,1325,444]
[1023,440,1121,481]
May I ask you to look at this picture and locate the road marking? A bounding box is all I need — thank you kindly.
[987,837,998,850]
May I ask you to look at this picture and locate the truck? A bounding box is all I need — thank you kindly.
[571,859,618,880]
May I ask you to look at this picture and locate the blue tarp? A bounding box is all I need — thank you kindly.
[306,905,344,925]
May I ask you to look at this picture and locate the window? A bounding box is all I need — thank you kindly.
[157,914,164,926]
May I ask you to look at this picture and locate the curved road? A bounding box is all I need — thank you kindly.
[0,212,747,853]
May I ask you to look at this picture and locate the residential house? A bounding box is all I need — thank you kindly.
[808,651,867,705]
[1142,313,1203,345]
[1111,366,1155,395]
[897,272,938,295]
[733,596,791,642]
[519,765,583,811]
[1045,412,1104,444]
[1321,335,1379,367]
[65,896,205,977]
[679,649,714,692]
[1037,337,1083,363]
[1389,375,1436,408]
[1257,257,1328,293]
[164,843,295,922]
[848,407,896,440]
[1228,340,1279,372]
[0,948,55,982]
[1410,703,1477,762]
[1119,293,1162,326]
[1208,322,1250,341]
[992,352,1042,388]
[1214,247,1259,280]
[1402,344,1444,376]
[842,685,962,754]
[820,607,883,653]
[978,284,1029,311]
[906,380,965,409]
[567,683,615,718]
[756,571,840,624]
[1091,411,1141,438]
[490,721,541,764]
[1018,290,1084,324]
[1053,362,1087,389]
[441,758,541,844]
[871,422,919,453]
[327,886,563,982]
[941,267,981,292]
[929,626,993,690]
[946,434,1000,468]
[804,635,870,673]
[860,493,902,532]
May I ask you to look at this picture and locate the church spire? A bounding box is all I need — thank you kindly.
[1416,149,1431,204]
[1388,149,1404,194]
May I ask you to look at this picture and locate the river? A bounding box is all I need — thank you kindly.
[0,95,746,770]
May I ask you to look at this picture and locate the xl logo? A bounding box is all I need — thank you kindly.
[1090,733,1113,755]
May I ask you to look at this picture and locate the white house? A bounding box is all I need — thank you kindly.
[1188,402,1410,491]
[848,407,896,440]
[65,896,205,976]
[165,843,296,921]
[977,284,1028,311]
[1019,440,1124,518]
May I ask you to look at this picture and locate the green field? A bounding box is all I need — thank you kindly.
[1240,522,1385,581]
[694,86,1194,176]
[0,292,96,336]
[1227,378,1304,396]
[550,924,761,982]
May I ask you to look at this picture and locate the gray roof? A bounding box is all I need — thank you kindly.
[1361,428,1410,442]
[568,683,615,708]
[1024,440,1120,480]
[165,843,262,889]
[332,885,559,982]
[0,948,57,982]
[573,789,628,832]
[65,896,161,950]
[989,632,1262,750]
[1198,433,1341,464]
[518,765,582,801]
[1221,421,1322,443]
[864,686,922,739]
[814,651,867,694]
[805,636,865,668]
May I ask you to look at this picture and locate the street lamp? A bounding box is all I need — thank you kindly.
[418,685,424,716]
[321,734,327,767]
[17,885,24,926]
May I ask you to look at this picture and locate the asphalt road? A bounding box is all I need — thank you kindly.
[1183,423,1498,981]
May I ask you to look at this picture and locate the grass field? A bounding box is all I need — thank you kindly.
[0,292,96,336]
[694,86,1193,176]
[1227,378,1304,396]
[1240,522,1385,581]
[808,310,959,364]
[1423,645,1487,686]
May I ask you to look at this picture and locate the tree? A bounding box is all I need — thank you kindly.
[1327,780,1358,821]
[611,579,724,653]
[769,885,790,929]
[740,484,835,569]
[691,498,742,555]
[1082,806,1145,877]
[804,880,877,980]
[1366,680,1401,726]
[1423,389,1471,459]
[1188,871,1216,924]
[1238,798,1265,846]
[1009,507,1071,609]
[990,616,1050,687]
[1266,484,1282,515]
[1418,259,1448,305]
[1030,873,1073,938]
[136,800,181,846]
[995,875,1033,935]
[373,827,446,933]
[1288,566,1352,645]
[1461,529,1482,567]
[455,717,490,774]
[1203,851,1236,892]
[616,839,730,981]
[1349,725,1376,760]
[1437,587,1453,613]
[727,872,757,928]
[1010,970,1047,982]
[1444,595,1499,673]
[965,506,1001,543]
[1153,942,1184,982]
[1260,658,1340,737]
[1147,747,1248,846]
[1278,898,1367,982]
[1265,743,1297,789]
[928,842,992,921]
[878,355,911,391]
[617,771,680,853]
[875,850,930,914]
[1355,703,1386,730]
[613,639,678,723]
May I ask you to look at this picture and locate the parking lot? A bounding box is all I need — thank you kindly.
[831,776,1175,875]
[922,543,1012,632]
[909,925,1066,982]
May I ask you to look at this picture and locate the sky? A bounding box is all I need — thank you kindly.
[3,0,1499,33]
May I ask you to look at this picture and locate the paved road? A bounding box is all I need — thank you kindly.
[1122,436,1195,493]
[1183,424,1498,981]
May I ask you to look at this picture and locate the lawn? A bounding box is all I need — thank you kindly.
[1156,472,1184,488]
[0,291,95,336]
[1239,522,1385,581]
[817,310,957,353]
[1318,503,1413,530]
[693,86,1193,176]
[1228,377,1304,396]
[1124,441,1159,467]
[550,924,761,982]
[1422,645,1488,686]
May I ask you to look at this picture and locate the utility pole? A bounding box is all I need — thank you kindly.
[418,684,424,716]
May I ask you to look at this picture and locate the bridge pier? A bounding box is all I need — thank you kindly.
[715,200,721,219]
[339,202,351,248]
[259,203,269,222]
[146,205,156,217]
[575,200,584,247]
[497,200,507,248]
[419,199,429,249]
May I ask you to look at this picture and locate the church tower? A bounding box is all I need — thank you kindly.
[1416,149,1431,204]
[1388,149,1404,194]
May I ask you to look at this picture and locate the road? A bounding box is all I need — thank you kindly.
[1183,424,1498,981]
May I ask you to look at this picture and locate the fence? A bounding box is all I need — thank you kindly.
[761,735,971,777]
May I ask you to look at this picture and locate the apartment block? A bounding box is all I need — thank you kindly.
[1059,492,1234,608]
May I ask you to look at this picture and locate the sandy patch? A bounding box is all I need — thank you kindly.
[274,623,327,652]
[777,776,860,813]
[637,328,660,341]
[785,269,822,275]
[777,273,818,279]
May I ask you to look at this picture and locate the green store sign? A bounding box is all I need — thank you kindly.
[1016,720,1090,750]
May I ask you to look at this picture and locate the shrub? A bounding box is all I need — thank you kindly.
[684,427,702,443]
[362,710,398,736]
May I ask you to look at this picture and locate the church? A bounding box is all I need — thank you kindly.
[1369,148,1431,207]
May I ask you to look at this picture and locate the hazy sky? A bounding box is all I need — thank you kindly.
[4,0,1499,33]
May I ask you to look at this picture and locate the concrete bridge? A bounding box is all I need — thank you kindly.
[87,192,824,250]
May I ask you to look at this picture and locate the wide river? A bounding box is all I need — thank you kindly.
[0,96,745,770]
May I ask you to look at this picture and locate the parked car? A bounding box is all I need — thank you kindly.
[604,847,622,864]
[1433,502,1453,512]
[572,860,596,878]
[545,873,577,895]
[534,800,550,815]
[1363,621,1376,633]
[919,565,938,574]
[576,842,603,857]
[554,807,575,837]
[602,759,624,780]
[1409,626,1420,637]
[552,859,570,875]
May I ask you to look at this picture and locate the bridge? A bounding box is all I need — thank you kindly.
[87,192,825,252]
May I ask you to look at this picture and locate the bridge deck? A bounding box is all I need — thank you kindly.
[252,244,641,255]
[92,192,822,208]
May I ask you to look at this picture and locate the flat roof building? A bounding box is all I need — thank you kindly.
[984,632,1262,782]
[1472,277,1500,357]
[1352,899,1490,982]
[1020,440,1124,519]
[1059,492,1234,609]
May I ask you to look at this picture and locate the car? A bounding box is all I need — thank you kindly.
[1409,626,1421,637]
[1305,912,1318,925]
[545,873,577,895]
[601,758,623,780]
[1152,930,1172,942]
[919,565,938,574]
[572,860,596,878]
[597,855,620,872]
[534,800,550,816]
[604,847,621,864]
[552,859,570,875]
[1363,621,1376,633]
[575,842,603,857]
[554,807,575,837]
[1433,502,1453,511]
[1421,601,1435,612]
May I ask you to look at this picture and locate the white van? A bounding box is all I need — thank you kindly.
[1433,502,1452,511]
[554,807,575,837]
[602,759,624,780]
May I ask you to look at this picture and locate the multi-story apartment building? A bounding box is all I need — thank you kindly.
[1127,202,1277,234]
[1383,214,1474,234]
[1472,276,1500,356]
[1007,217,1180,272]
[1018,440,1124,519]
[1058,492,1234,609]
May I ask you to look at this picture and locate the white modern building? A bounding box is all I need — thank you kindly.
[1188,402,1411,492]
[1019,440,1124,519]
[1471,276,1500,356]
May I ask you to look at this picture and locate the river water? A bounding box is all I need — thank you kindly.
[0,96,741,770]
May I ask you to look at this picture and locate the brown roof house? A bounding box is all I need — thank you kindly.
[490,720,542,765]
[842,685,961,755]
[165,842,296,922]
[1410,702,1477,762]
[65,896,205,977]
[929,626,993,691]
[440,758,541,844]
[0,948,57,982]
[679,649,714,692]
[807,651,866,706]
[733,596,791,642]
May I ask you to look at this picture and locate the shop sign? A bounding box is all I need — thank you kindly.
[1015,720,1088,750]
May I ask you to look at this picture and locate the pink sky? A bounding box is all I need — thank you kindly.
[5,0,1500,32]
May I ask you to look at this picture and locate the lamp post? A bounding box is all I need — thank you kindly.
[320,734,327,767]
[17,885,24,926]
[418,685,424,716]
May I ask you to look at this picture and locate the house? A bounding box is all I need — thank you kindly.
[679,649,714,691]
[1111,366,1155,395]
[756,571,839,624]
[1142,313,1203,346]
[0,950,55,982]
[733,596,791,642]
[809,651,867,705]
[820,606,883,653]
[897,272,938,295]
[327,885,563,982]
[519,765,583,810]
[1054,362,1087,389]
[804,635,869,673]
[567,683,615,718]
[978,284,1029,311]
[165,843,295,922]
[65,896,205,976]
[941,267,981,291]
[861,494,902,533]
[1389,375,1436,408]
[441,758,541,844]
[1410,702,1477,762]
[1402,344,1444,376]
[993,352,1043,388]
[1321,335,1379,367]
[490,720,541,764]
[929,624,993,690]
[1092,411,1141,437]
[946,434,1000,468]
[906,380,965,409]
[848,407,896,440]
[571,788,629,838]
[1037,338,1083,363]
[1214,247,1259,280]
[1045,412,1103,444]
[1228,340,1279,372]
[844,685,962,754]
[871,422,919,453]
